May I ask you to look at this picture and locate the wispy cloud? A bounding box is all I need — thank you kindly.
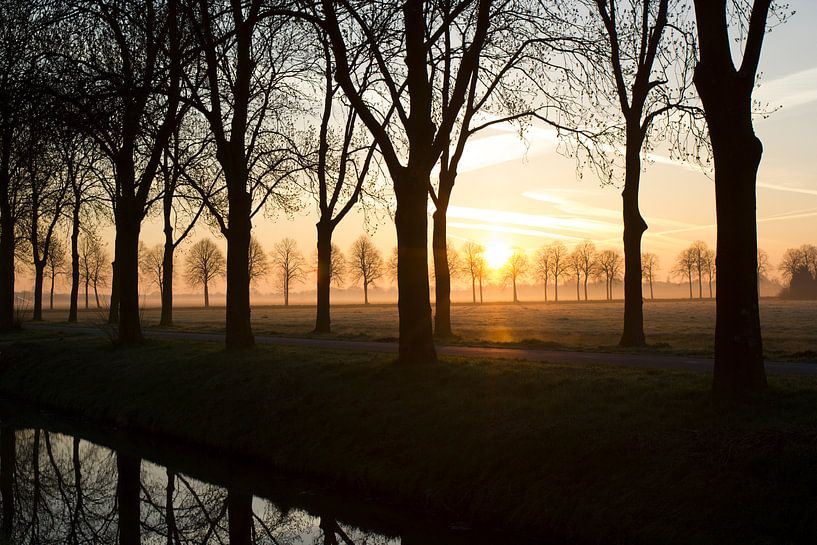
[756,67,817,110]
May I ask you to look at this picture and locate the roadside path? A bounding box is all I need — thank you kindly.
[22,323,817,376]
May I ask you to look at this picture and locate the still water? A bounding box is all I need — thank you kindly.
[0,407,519,545]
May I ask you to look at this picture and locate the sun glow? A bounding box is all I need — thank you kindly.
[483,240,513,269]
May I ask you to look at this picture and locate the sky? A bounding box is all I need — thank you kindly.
[128,0,817,296]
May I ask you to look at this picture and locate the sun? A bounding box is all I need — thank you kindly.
[483,240,513,269]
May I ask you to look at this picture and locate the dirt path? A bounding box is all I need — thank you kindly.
[23,322,817,376]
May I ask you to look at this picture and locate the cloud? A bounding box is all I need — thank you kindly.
[758,182,817,197]
[756,67,817,110]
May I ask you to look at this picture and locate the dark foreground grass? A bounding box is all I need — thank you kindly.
[2,332,817,544]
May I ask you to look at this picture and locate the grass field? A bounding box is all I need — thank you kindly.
[2,331,817,544]
[37,298,817,360]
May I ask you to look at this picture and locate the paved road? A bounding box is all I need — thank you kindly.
[21,323,817,376]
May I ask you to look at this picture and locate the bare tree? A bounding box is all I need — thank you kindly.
[689,240,711,299]
[534,245,552,301]
[673,247,696,299]
[704,247,715,298]
[271,238,306,307]
[548,241,568,302]
[569,0,704,345]
[596,249,623,300]
[79,233,108,309]
[573,240,598,301]
[691,0,790,395]
[757,248,770,295]
[462,242,485,304]
[779,245,817,283]
[46,238,68,310]
[314,243,347,289]
[248,237,269,288]
[322,0,502,362]
[185,239,225,309]
[182,0,305,348]
[348,235,384,305]
[140,244,166,298]
[503,250,528,304]
[641,252,659,300]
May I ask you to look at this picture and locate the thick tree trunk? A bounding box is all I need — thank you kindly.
[620,126,648,346]
[363,281,369,304]
[116,453,141,545]
[471,276,476,304]
[478,275,483,303]
[688,275,693,299]
[204,281,209,309]
[697,265,703,298]
[0,427,14,542]
[32,263,45,321]
[583,275,588,301]
[160,241,173,326]
[512,278,518,303]
[94,283,100,308]
[543,277,548,302]
[432,210,452,337]
[554,276,559,301]
[314,221,332,333]
[394,171,436,363]
[69,206,80,322]
[576,277,580,300]
[649,274,654,300]
[116,203,143,344]
[224,189,254,349]
[693,15,767,395]
[84,280,89,309]
[227,490,252,545]
[49,272,55,310]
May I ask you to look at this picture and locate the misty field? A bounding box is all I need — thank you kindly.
[39,298,817,360]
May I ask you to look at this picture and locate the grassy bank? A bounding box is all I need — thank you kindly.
[2,331,817,544]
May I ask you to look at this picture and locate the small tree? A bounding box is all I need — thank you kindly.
[348,235,384,305]
[641,252,659,300]
[704,248,715,298]
[596,249,623,300]
[185,239,225,309]
[574,240,598,301]
[271,238,306,307]
[46,239,68,310]
[757,248,770,295]
[248,237,269,287]
[140,244,166,298]
[503,250,529,304]
[534,245,552,301]
[673,248,696,299]
[79,234,108,309]
[462,242,485,304]
[548,241,568,302]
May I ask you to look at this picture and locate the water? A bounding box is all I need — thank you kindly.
[0,406,517,545]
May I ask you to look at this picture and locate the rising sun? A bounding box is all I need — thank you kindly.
[483,240,513,269]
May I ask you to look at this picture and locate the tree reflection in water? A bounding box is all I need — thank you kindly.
[0,427,406,545]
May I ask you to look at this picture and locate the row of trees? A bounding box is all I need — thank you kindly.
[0,0,788,395]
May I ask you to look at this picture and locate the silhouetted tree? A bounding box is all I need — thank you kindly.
[47,238,67,310]
[596,249,623,300]
[322,0,502,362]
[548,241,568,302]
[691,0,788,395]
[182,0,305,348]
[140,244,165,298]
[79,233,108,309]
[534,245,552,301]
[641,252,659,300]
[570,0,704,346]
[573,240,597,301]
[248,237,269,288]
[116,453,141,545]
[673,247,696,299]
[779,244,817,299]
[271,238,306,306]
[462,242,485,304]
[185,238,225,308]
[689,240,711,299]
[503,250,528,303]
[757,248,770,295]
[348,235,384,305]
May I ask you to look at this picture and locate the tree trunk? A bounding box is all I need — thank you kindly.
[116,202,142,344]
[693,6,768,395]
[165,469,176,545]
[363,281,369,305]
[478,275,483,303]
[108,258,119,324]
[649,273,654,300]
[698,264,703,298]
[116,453,141,545]
[69,206,80,322]
[159,234,174,327]
[0,427,14,542]
[554,275,559,301]
[32,263,45,321]
[203,281,209,309]
[314,221,332,333]
[512,277,518,303]
[583,275,588,301]
[227,490,252,545]
[432,209,452,337]
[49,271,55,310]
[84,279,89,309]
[471,275,476,304]
[394,171,436,363]
[620,137,648,345]
[688,274,693,299]
[576,276,580,301]
[224,188,254,349]
[544,277,548,302]
[94,282,100,308]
